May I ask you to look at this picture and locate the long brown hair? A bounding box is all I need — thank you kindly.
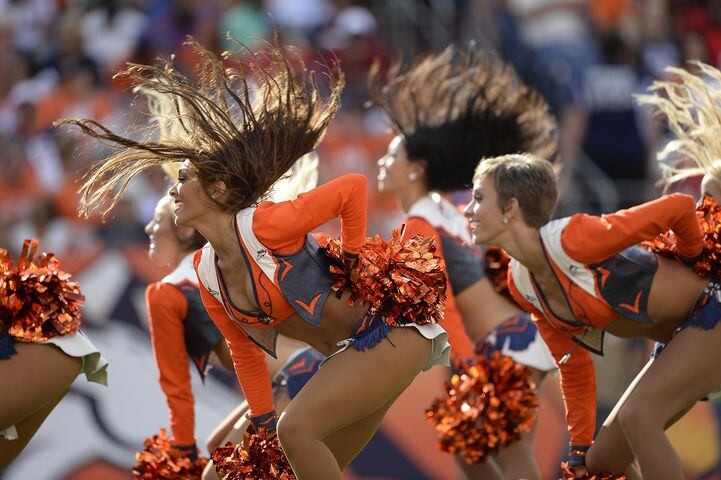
[369,45,557,192]
[57,38,344,218]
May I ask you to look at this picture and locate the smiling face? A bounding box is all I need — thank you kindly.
[168,161,218,228]
[464,177,509,246]
[145,196,183,266]
[377,135,423,194]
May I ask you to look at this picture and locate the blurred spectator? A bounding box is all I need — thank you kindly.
[506,0,598,115]
[0,0,57,53]
[640,0,680,79]
[80,0,147,73]
[9,198,97,256]
[263,0,335,38]
[219,0,268,49]
[318,4,388,108]
[569,32,658,211]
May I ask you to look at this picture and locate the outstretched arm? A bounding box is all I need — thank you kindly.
[146,282,196,447]
[562,193,702,264]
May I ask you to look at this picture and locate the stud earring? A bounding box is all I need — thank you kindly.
[502,216,509,224]
[408,172,418,181]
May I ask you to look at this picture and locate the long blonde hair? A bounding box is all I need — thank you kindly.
[636,62,721,189]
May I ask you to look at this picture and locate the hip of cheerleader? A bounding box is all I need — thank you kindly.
[606,256,709,343]
[274,290,377,357]
[319,313,450,372]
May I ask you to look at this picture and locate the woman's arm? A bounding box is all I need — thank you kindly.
[562,193,702,264]
[254,174,368,255]
[146,282,196,446]
[194,259,276,425]
[508,275,596,452]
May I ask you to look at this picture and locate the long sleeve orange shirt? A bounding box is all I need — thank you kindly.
[146,282,196,446]
[509,193,703,447]
[195,174,368,419]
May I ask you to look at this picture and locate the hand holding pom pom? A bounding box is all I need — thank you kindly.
[132,429,208,479]
[212,424,296,480]
[426,352,539,464]
[645,195,721,277]
[322,229,446,327]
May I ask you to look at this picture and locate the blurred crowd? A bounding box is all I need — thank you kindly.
[3,0,721,259]
[2,0,721,474]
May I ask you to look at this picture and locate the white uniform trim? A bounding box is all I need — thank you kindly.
[485,327,556,372]
[197,243,222,304]
[407,194,473,244]
[236,208,277,282]
[539,218,597,298]
[512,217,601,307]
[320,322,451,372]
[509,259,545,314]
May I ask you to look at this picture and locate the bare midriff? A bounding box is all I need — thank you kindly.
[606,257,707,343]
[275,291,369,356]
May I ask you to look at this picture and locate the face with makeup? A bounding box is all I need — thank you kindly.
[145,196,186,267]
[464,176,512,246]
[377,135,425,194]
[168,160,222,229]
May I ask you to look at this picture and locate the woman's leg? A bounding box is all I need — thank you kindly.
[456,457,504,480]
[587,357,690,480]
[0,342,81,469]
[494,414,541,480]
[612,323,721,480]
[277,328,432,480]
[0,388,69,468]
[0,343,81,429]
[321,391,401,470]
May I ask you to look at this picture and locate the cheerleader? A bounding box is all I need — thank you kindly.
[465,152,719,479]
[59,39,450,479]
[372,46,556,480]
[144,193,326,480]
[0,241,108,468]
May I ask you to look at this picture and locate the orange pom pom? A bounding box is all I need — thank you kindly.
[645,195,721,278]
[0,239,83,342]
[426,352,539,464]
[211,425,296,480]
[484,247,513,302]
[132,429,208,479]
[322,229,446,326]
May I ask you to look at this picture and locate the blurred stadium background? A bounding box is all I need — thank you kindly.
[0,0,719,478]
